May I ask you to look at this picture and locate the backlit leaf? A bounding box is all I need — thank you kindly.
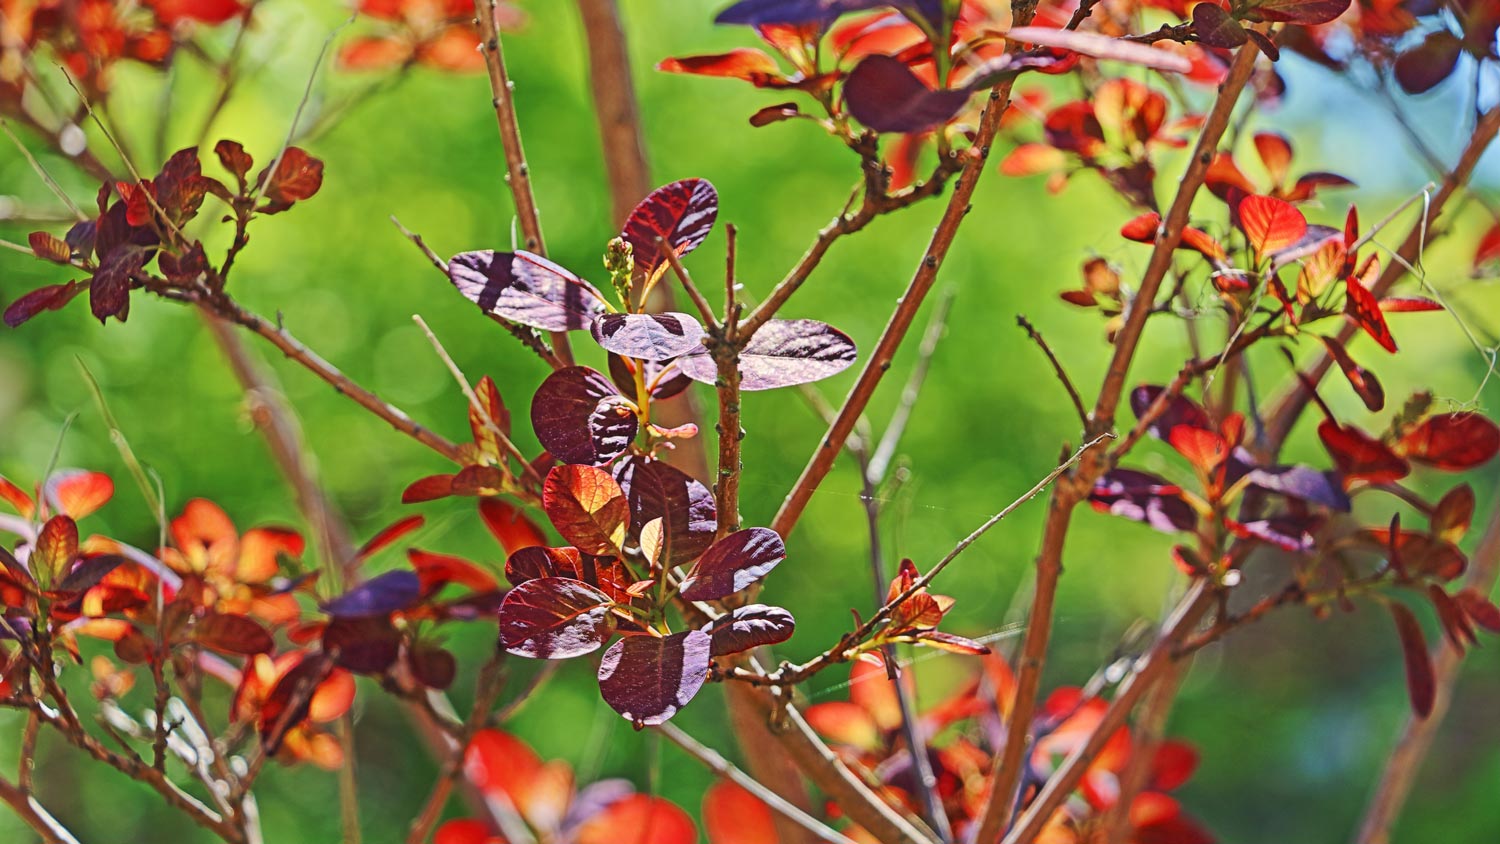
[1238,194,1307,255]
[622,179,719,282]
[843,55,970,133]
[591,312,707,362]
[1398,413,1500,470]
[1387,601,1434,718]
[530,367,638,466]
[1318,335,1385,412]
[677,319,856,390]
[542,465,628,555]
[447,250,609,332]
[701,604,796,657]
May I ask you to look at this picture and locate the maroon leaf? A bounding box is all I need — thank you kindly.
[1345,268,1397,353]
[1226,516,1317,552]
[1387,601,1435,718]
[1394,31,1462,95]
[448,250,610,332]
[1319,421,1409,483]
[591,312,707,361]
[613,457,716,565]
[702,604,796,657]
[158,243,209,286]
[256,147,324,211]
[498,577,614,659]
[1004,27,1195,72]
[677,319,856,390]
[54,555,124,595]
[1192,3,1247,48]
[1250,0,1349,24]
[530,367,638,466]
[1427,585,1476,652]
[1399,413,1500,470]
[1318,335,1384,412]
[679,528,787,601]
[622,179,719,281]
[505,546,585,587]
[409,644,457,690]
[1244,464,1350,511]
[1130,385,1211,440]
[608,354,691,401]
[1455,588,1500,633]
[324,616,402,674]
[403,474,456,503]
[542,465,629,555]
[214,139,254,183]
[843,55,971,134]
[28,231,72,263]
[321,570,421,618]
[597,629,712,727]
[196,612,274,656]
[4,282,84,328]
[91,247,147,323]
[750,102,802,126]
[1088,469,1197,534]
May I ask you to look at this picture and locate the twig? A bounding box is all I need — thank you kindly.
[0,776,81,844]
[1016,315,1087,429]
[657,722,862,844]
[471,0,573,367]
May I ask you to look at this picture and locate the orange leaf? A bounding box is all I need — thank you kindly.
[703,781,780,844]
[1237,194,1307,255]
[658,49,784,86]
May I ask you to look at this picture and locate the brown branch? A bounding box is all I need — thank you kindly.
[973,36,1266,844]
[573,0,651,226]
[472,0,573,367]
[1016,315,1088,429]
[1354,478,1500,844]
[406,656,506,844]
[0,775,81,844]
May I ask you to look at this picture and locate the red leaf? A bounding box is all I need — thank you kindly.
[468,375,511,459]
[1394,30,1462,95]
[1454,588,1500,633]
[842,55,971,134]
[402,474,456,503]
[498,577,613,659]
[1318,421,1409,484]
[4,282,85,327]
[1398,413,1500,470]
[1251,0,1350,24]
[530,367,637,466]
[575,795,697,844]
[657,49,784,86]
[408,549,498,594]
[1387,602,1435,718]
[478,499,547,555]
[257,147,324,208]
[196,612,275,655]
[1238,194,1308,255]
[703,781,779,844]
[596,630,712,726]
[542,465,628,555]
[28,231,72,263]
[356,515,425,561]
[1345,260,1397,353]
[621,178,720,282]
[36,516,79,581]
[1475,221,1500,270]
[701,603,796,657]
[1317,335,1384,412]
[1379,296,1443,313]
[214,140,254,183]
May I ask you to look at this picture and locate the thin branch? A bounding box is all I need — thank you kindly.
[1016,314,1087,429]
[867,288,955,484]
[406,655,507,844]
[471,0,573,367]
[0,776,81,844]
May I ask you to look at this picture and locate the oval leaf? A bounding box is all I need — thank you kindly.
[591,312,707,362]
[679,528,787,601]
[1399,413,1500,470]
[321,570,421,618]
[1237,194,1307,255]
[448,250,609,332]
[622,179,719,281]
[677,319,856,390]
[843,55,972,133]
[597,629,711,726]
[531,367,638,466]
[196,612,274,656]
[702,604,796,657]
[542,465,629,555]
[613,457,717,565]
[499,577,613,659]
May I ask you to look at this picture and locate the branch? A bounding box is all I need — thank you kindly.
[972,36,1266,844]
[472,0,573,367]
[573,0,651,226]
[1016,315,1087,429]
[0,776,81,844]
[406,655,506,844]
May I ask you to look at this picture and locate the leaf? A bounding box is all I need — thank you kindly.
[1244,464,1351,511]
[1237,194,1307,255]
[499,577,614,659]
[1427,585,1476,652]
[478,499,547,554]
[677,318,856,390]
[45,470,115,520]
[657,49,785,86]
[214,139,254,183]
[321,570,421,618]
[531,367,638,468]
[1398,413,1500,470]
[256,147,324,210]
[1088,469,1197,534]
[91,247,147,323]
[403,474,456,503]
[1379,296,1443,313]
[842,55,971,133]
[409,643,457,690]
[1345,262,1397,353]
[53,554,124,595]
[324,616,402,674]
[750,102,803,127]
[913,630,991,654]
[1225,516,1317,552]
[447,250,610,332]
[591,312,707,362]
[703,781,780,844]
[597,629,712,726]
[504,546,635,602]
[408,549,499,594]
[542,465,628,555]
[701,604,797,657]
[1455,588,1500,633]
[1319,421,1410,484]
[356,515,425,561]
[1387,602,1435,718]
[622,179,720,282]
[1430,484,1475,543]
[196,613,275,655]
[1250,0,1350,24]
[1318,335,1384,412]
[1475,222,1500,270]
[574,795,699,844]
[35,516,79,582]
[4,282,85,327]
[1192,3,1247,48]
[613,457,717,565]
[469,375,511,458]
[679,528,787,601]
[28,231,72,263]
[1004,27,1195,73]
[1130,385,1212,440]
[1394,30,1462,95]
[714,0,937,26]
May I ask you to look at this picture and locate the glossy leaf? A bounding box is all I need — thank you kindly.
[677,319,856,390]
[622,179,719,281]
[1238,194,1307,255]
[1318,335,1384,412]
[1088,470,1196,534]
[1251,0,1350,24]
[1345,260,1397,353]
[613,457,717,565]
[531,367,638,466]
[597,629,712,726]
[679,528,787,601]
[542,465,628,555]
[591,312,707,362]
[1319,421,1409,483]
[447,250,610,332]
[499,577,614,659]
[701,604,797,657]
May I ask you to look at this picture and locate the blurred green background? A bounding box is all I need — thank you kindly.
[3,1,1500,841]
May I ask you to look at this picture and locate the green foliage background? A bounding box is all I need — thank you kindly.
[2,2,1499,841]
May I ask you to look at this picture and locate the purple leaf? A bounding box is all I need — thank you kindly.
[677,318,856,390]
[321,570,420,618]
[714,0,942,26]
[1192,3,1248,48]
[597,629,711,727]
[505,545,584,587]
[4,282,84,328]
[622,179,719,281]
[613,457,717,565]
[591,312,707,362]
[843,55,971,134]
[1088,469,1197,534]
[531,367,638,466]
[1005,27,1195,73]
[1130,385,1211,440]
[1269,224,1341,270]
[1228,516,1318,552]
[608,354,692,401]
[1245,464,1351,511]
[679,527,786,600]
[324,616,402,673]
[54,555,124,595]
[91,247,146,323]
[447,250,609,332]
[701,604,796,656]
[499,577,614,659]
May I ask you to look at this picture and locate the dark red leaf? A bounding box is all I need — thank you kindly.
[402,474,456,503]
[702,604,796,657]
[608,354,691,401]
[1427,585,1476,652]
[613,457,716,566]
[4,282,84,327]
[750,102,803,126]
[409,643,457,690]
[478,499,547,555]
[843,55,971,133]
[622,178,719,282]
[1394,31,1462,95]
[91,247,147,322]
[357,515,425,560]
[1378,296,1443,313]
[591,312,707,362]
[679,528,787,601]
[530,367,638,466]
[1387,601,1435,718]
[54,555,124,595]
[28,231,72,263]
[597,629,711,727]
[1318,335,1384,412]
[447,250,610,332]
[1318,421,1409,483]
[324,616,402,674]
[214,139,254,183]
[1250,0,1350,24]
[256,147,324,210]
[196,612,275,655]
[1192,3,1247,48]
[498,577,614,659]
[677,318,856,390]
[1455,588,1500,632]
[1244,464,1350,511]
[1399,413,1500,470]
[1345,264,1397,353]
